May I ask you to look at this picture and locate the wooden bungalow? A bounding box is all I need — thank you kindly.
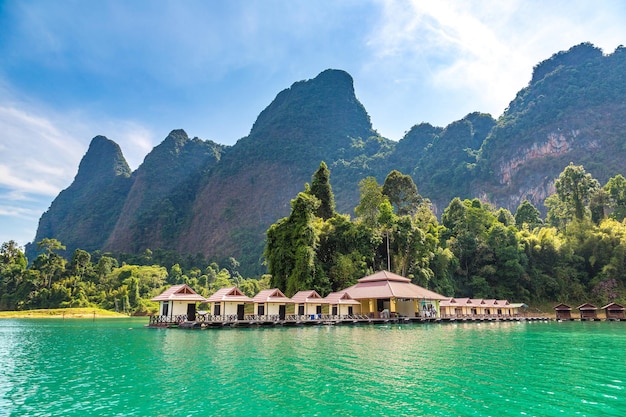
[205,287,253,320]
[602,302,625,320]
[323,292,361,317]
[554,303,572,320]
[252,288,290,320]
[577,303,598,321]
[439,298,474,317]
[290,290,326,318]
[151,284,207,320]
[343,270,448,318]
[440,298,525,318]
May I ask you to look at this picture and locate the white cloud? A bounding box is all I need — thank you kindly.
[365,0,626,130]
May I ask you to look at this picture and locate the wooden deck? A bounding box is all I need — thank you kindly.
[148,313,552,329]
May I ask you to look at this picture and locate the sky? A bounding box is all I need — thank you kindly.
[1,0,625,249]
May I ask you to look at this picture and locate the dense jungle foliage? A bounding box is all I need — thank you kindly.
[265,163,626,306]
[4,162,626,312]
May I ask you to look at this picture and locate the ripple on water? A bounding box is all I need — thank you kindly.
[2,320,626,416]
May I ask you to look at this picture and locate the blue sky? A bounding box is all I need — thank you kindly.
[1,0,625,249]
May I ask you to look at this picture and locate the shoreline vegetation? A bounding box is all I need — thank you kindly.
[0,308,130,319]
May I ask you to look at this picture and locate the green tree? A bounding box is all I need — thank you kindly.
[382,170,421,216]
[354,177,384,227]
[265,192,320,296]
[378,199,396,271]
[604,174,626,221]
[310,161,335,220]
[70,249,91,281]
[514,200,542,229]
[34,238,67,289]
[554,163,600,221]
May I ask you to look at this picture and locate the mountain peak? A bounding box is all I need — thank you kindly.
[74,136,131,185]
[246,69,372,156]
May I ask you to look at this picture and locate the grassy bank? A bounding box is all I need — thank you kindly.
[0,308,129,319]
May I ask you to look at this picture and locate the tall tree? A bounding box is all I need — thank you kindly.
[265,192,319,296]
[554,163,600,221]
[354,177,385,227]
[604,174,626,221]
[382,170,421,216]
[310,161,335,220]
[514,200,542,229]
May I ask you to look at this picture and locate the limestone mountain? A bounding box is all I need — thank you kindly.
[28,44,626,274]
[475,43,626,212]
[177,69,389,270]
[29,136,133,255]
[103,129,228,254]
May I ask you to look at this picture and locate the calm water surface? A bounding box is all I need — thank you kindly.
[0,319,624,416]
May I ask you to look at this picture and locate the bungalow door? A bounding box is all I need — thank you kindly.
[186,303,196,320]
[237,304,245,320]
[279,305,286,320]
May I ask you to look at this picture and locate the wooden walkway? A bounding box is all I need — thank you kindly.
[149,314,551,329]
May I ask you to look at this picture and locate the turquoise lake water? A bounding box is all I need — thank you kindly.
[0,319,624,416]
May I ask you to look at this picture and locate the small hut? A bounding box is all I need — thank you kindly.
[577,303,598,321]
[151,284,207,322]
[291,290,326,318]
[323,291,361,317]
[252,288,291,320]
[554,303,572,320]
[602,302,625,320]
[205,287,253,320]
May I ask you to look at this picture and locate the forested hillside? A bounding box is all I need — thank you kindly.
[25,42,626,277]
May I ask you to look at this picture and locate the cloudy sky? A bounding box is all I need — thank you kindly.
[1,0,625,249]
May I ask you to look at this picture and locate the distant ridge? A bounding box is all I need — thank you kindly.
[28,44,626,274]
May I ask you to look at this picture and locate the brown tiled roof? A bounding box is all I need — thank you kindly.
[205,287,253,303]
[441,298,522,308]
[252,288,291,304]
[290,290,325,304]
[324,291,361,305]
[357,270,411,283]
[151,284,207,302]
[602,303,624,311]
[554,303,572,310]
[577,303,598,310]
[344,270,448,300]
[601,302,625,310]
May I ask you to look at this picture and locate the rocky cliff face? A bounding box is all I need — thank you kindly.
[27,136,133,258]
[476,43,626,213]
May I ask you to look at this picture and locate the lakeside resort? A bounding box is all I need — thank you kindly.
[148,270,562,328]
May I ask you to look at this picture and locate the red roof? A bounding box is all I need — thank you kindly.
[151,284,207,302]
[344,270,448,301]
[252,288,291,304]
[291,290,325,304]
[206,287,253,303]
[324,291,361,305]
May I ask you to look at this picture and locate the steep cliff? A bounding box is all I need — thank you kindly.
[178,69,388,271]
[104,129,228,253]
[476,43,626,213]
[28,136,133,257]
